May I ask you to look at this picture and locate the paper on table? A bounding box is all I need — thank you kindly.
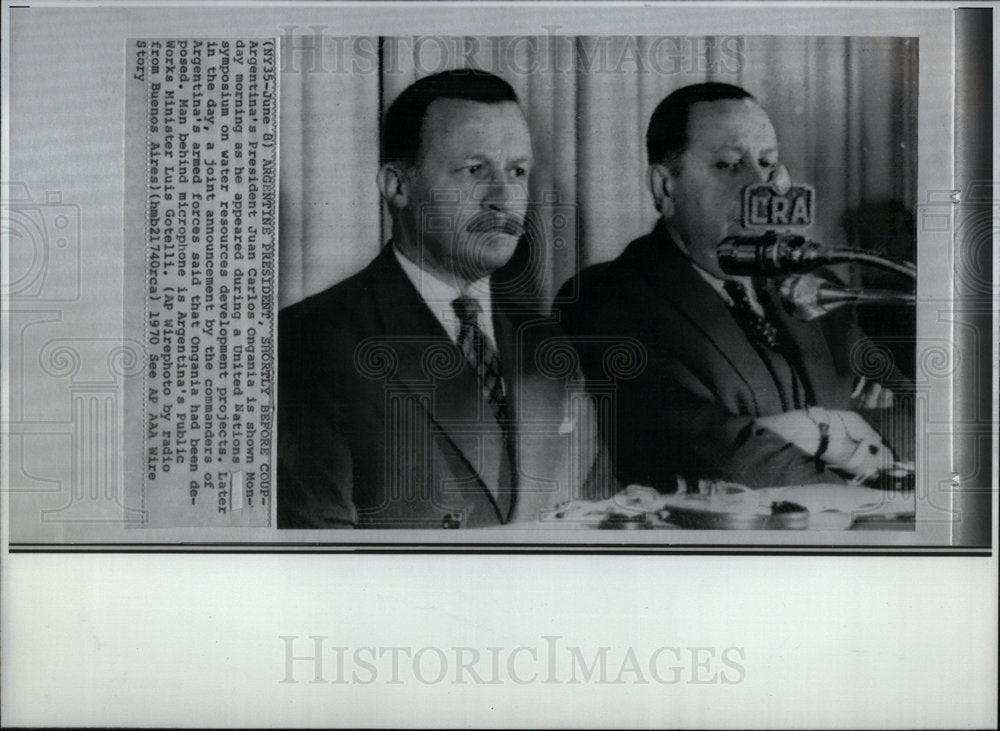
[531,484,914,530]
[757,484,915,518]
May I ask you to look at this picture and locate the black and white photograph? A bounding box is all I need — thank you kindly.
[1,2,996,728]
[7,23,976,545]
[275,34,925,534]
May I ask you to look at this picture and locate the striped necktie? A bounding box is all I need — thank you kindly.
[451,295,508,423]
[451,295,517,520]
[723,279,810,409]
[723,279,782,351]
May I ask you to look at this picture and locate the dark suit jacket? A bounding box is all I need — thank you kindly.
[555,221,908,489]
[279,246,612,528]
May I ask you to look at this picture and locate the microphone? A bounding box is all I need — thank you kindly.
[717,233,917,279]
[780,274,917,321]
[717,182,823,275]
[717,232,826,276]
[717,182,916,279]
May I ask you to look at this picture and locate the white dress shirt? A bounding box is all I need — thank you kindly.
[690,262,766,318]
[393,245,498,348]
[668,228,766,316]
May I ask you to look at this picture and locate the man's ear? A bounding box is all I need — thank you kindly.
[647,163,675,219]
[377,162,410,210]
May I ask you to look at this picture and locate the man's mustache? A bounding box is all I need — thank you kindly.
[465,212,525,237]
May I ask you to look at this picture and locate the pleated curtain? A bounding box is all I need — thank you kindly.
[278,35,917,309]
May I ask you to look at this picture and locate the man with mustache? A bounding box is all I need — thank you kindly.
[557,83,908,490]
[279,70,611,528]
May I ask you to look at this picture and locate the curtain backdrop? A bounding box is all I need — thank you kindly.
[278,35,917,308]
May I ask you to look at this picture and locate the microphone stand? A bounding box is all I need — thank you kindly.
[812,249,916,280]
[813,287,916,307]
[780,275,916,321]
[717,232,917,279]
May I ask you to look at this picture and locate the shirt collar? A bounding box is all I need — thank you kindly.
[392,244,494,339]
[665,226,757,309]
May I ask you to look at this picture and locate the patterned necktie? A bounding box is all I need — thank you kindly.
[451,295,508,423]
[723,279,781,351]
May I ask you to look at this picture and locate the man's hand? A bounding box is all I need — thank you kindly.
[755,408,895,480]
[820,409,894,478]
[852,376,894,410]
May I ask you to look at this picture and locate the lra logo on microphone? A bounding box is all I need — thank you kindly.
[742,184,814,229]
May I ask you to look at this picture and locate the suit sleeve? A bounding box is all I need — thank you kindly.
[617,352,846,488]
[276,309,358,528]
[556,279,847,490]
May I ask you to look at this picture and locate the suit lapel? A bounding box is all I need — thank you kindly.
[366,247,508,522]
[490,299,528,523]
[639,232,784,414]
[493,303,586,522]
[760,279,843,407]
